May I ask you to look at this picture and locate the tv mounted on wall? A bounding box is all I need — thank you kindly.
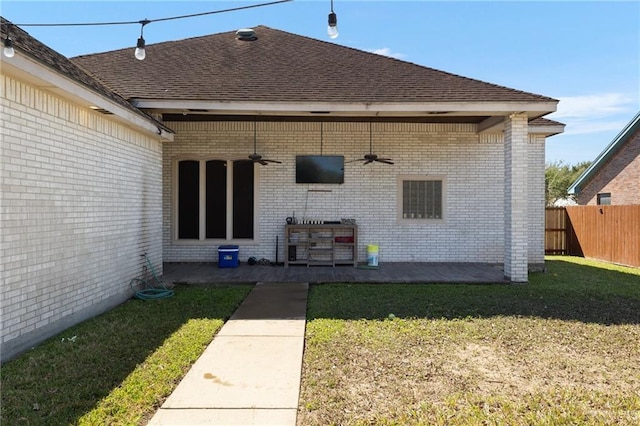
[296,155,344,184]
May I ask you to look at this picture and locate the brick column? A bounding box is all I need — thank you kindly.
[504,113,528,282]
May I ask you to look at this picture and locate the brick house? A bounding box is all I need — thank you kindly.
[1,21,563,361]
[569,111,640,205]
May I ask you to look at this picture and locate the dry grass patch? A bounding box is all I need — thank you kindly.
[299,258,640,425]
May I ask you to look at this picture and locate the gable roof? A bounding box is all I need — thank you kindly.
[72,26,557,108]
[569,111,640,195]
[0,17,172,136]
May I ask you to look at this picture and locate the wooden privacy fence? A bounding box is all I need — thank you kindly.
[545,207,568,254]
[545,205,640,268]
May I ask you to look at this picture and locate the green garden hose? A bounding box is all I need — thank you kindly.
[129,253,174,300]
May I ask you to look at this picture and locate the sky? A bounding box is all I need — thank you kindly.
[2,0,639,166]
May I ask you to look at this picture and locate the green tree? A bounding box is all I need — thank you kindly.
[545,161,591,206]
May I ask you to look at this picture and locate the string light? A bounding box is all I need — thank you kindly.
[327,0,338,39]
[135,20,149,61]
[3,24,14,57]
[1,0,293,59]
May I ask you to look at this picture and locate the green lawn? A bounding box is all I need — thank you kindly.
[0,284,252,425]
[298,257,640,425]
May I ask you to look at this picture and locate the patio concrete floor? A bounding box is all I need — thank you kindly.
[162,262,508,284]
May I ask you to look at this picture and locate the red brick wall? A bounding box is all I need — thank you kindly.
[576,128,640,205]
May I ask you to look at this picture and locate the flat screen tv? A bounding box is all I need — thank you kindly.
[296,155,344,184]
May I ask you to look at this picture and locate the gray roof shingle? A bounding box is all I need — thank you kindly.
[71,26,557,105]
[529,117,564,126]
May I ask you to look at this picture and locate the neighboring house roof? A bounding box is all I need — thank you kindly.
[0,17,172,135]
[72,26,557,113]
[568,111,640,195]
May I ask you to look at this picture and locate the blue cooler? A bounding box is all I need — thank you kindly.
[218,245,239,268]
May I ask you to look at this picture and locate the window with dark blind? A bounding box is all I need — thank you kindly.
[178,160,199,239]
[176,159,255,241]
[232,160,254,239]
[206,160,227,239]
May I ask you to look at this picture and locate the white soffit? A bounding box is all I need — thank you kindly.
[132,99,558,119]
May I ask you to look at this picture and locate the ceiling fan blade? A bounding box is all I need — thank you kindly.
[244,156,281,165]
[249,119,281,165]
[255,158,281,165]
[376,158,394,165]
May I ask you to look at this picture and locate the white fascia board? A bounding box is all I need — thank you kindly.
[132,99,558,116]
[528,124,565,136]
[478,117,565,136]
[1,55,173,141]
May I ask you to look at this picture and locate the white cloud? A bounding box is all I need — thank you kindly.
[551,93,634,119]
[560,119,630,136]
[549,92,637,136]
[368,47,407,60]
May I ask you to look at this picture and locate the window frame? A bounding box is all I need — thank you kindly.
[597,192,611,205]
[172,157,259,244]
[397,175,446,224]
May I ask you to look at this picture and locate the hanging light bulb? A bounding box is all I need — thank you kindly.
[135,37,146,60]
[3,25,15,58]
[327,0,338,39]
[3,36,14,58]
[134,20,149,61]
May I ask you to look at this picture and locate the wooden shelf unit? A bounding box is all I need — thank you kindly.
[285,224,357,267]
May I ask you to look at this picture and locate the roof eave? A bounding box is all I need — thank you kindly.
[2,52,174,141]
[132,99,557,118]
[528,123,565,137]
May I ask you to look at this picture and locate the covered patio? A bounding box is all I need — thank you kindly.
[161,262,508,284]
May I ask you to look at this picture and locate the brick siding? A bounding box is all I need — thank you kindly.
[528,134,546,269]
[162,121,546,270]
[503,113,530,282]
[0,75,163,362]
[576,128,640,205]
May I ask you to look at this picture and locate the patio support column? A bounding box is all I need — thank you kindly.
[504,113,529,283]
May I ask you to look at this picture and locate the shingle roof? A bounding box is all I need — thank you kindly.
[72,26,557,104]
[529,117,564,126]
[0,17,171,132]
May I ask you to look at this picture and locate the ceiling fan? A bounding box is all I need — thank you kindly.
[244,119,282,165]
[348,122,394,165]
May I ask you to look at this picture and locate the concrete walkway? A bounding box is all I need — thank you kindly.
[148,282,308,425]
